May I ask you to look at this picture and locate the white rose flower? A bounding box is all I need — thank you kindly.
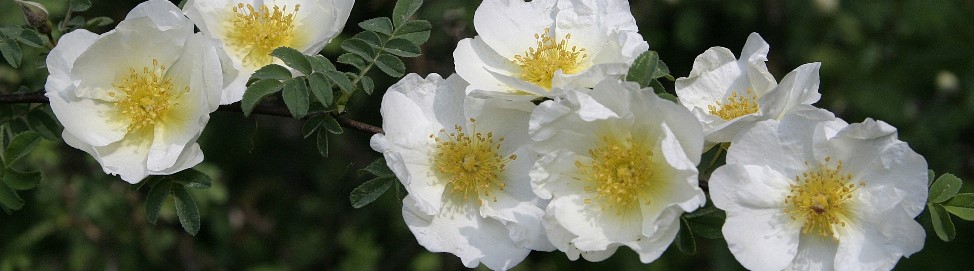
[529,79,706,262]
[370,73,553,270]
[709,108,927,271]
[454,0,649,100]
[184,0,354,104]
[44,0,223,183]
[675,32,822,145]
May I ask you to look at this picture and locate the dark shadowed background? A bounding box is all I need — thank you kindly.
[0,0,972,270]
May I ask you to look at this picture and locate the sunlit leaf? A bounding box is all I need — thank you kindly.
[325,71,353,93]
[392,0,423,27]
[375,54,405,77]
[341,38,377,60]
[250,64,291,81]
[360,76,375,95]
[383,38,421,57]
[282,77,310,119]
[306,55,337,73]
[350,176,395,208]
[337,53,368,71]
[358,157,393,177]
[308,73,333,106]
[241,79,283,117]
[271,47,312,75]
[929,203,956,242]
[394,20,431,45]
[945,193,974,221]
[359,17,394,35]
[929,173,962,203]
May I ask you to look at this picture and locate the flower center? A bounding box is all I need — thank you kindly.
[576,134,655,213]
[432,119,515,204]
[226,3,300,68]
[513,28,588,91]
[707,89,759,120]
[784,158,862,239]
[110,59,183,132]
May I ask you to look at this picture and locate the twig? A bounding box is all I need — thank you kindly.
[0,91,384,134]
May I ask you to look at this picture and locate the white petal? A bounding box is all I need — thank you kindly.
[91,129,154,183]
[834,207,924,270]
[786,234,838,271]
[45,30,99,94]
[726,119,808,178]
[760,62,823,120]
[474,0,556,59]
[124,0,193,33]
[47,91,127,147]
[674,46,744,111]
[294,0,354,54]
[454,37,519,95]
[722,208,800,271]
[710,164,792,212]
[626,206,682,263]
[548,195,642,251]
[403,196,530,271]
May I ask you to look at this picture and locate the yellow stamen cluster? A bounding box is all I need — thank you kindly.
[432,119,515,205]
[227,3,300,68]
[576,134,656,213]
[513,28,588,90]
[110,59,184,132]
[708,89,759,120]
[784,157,862,239]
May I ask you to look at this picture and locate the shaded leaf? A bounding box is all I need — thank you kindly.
[675,217,696,254]
[308,73,334,106]
[173,185,201,235]
[0,183,25,210]
[145,180,172,225]
[928,169,936,187]
[384,38,421,57]
[352,31,384,48]
[337,53,368,71]
[307,54,337,72]
[325,71,354,93]
[650,79,666,94]
[657,92,679,103]
[27,110,62,141]
[70,0,92,12]
[358,157,393,177]
[0,35,22,68]
[250,64,292,81]
[349,176,395,208]
[930,203,956,241]
[16,29,44,48]
[945,193,974,221]
[375,54,405,77]
[2,168,40,191]
[302,115,325,138]
[360,76,375,95]
[86,17,115,27]
[929,173,962,203]
[341,38,377,60]
[359,17,394,35]
[322,115,343,134]
[394,20,431,44]
[282,77,310,118]
[626,51,670,88]
[316,131,329,157]
[392,0,423,26]
[271,47,312,74]
[4,131,42,166]
[170,169,212,190]
[241,79,283,116]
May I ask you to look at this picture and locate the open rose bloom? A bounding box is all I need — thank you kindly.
[45,0,223,183]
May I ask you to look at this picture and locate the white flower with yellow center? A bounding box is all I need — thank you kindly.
[709,108,928,271]
[370,74,553,270]
[45,0,223,183]
[675,32,823,145]
[529,80,706,262]
[184,0,354,104]
[454,0,648,100]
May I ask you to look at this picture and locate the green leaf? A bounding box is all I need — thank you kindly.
[929,173,963,203]
[337,53,368,71]
[341,38,377,60]
[86,17,115,27]
[359,157,393,177]
[0,183,25,210]
[145,180,172,225]
[626,51,669,88]
[359,17,394,35]
[375,54,405,77]
[173,186,201,235]
[945,193,974,221]
[657,92,679,103]
[383,38,421,57]
[360,76,375,95]
[316,131,329,158]
[928,169,936,187]
[170,169,212,190]
[929,203,956,241]
[675,217,696,254]
[307,55,337,72]
[650,79,666,94]
[393,20,431,45]
[392,0,423,27]
[349,176,395,208]
[16,29,45,48]
[27,110,62,141]
[302,115,325,138]
[352,31,384,48]
[322,115,343,134]
[241,79,283,116]
[282,77,310,118]
[70,0,92,12]
[325,71,354,93]
[250,64,292,81]
[271,47,312,75]
[307,73,334,106]
[3,168,40,191]
[4,131,42,166]
[0,35,23,68]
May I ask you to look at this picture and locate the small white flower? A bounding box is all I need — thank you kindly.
[675,33,822,145]
[454,0,648,99]
[45,0,223,183]
[184,0,354,104]
[370,73,552,270]
[529,79,706,262]
[709,108,927,271]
